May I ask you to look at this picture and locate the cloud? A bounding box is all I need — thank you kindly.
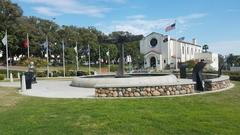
[209,40,240,55]
[96,13,207,35]
[127,14,145,20]
[33,7,60,16]
[177,13,208,24]
[20,0,110,17]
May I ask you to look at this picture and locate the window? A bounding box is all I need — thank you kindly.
[187,47,189,54]
[150,38,158,47]
[182,46,185,54]
[191,48,193,55]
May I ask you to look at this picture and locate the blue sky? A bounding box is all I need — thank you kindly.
[13,0,240,55]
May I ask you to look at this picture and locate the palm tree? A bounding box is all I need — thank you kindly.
[202,44,209,53]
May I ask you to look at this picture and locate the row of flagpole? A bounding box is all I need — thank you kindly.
[1,30,112,78]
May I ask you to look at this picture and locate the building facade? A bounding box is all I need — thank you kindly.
[194,52,219,71]
[140,32,202,70]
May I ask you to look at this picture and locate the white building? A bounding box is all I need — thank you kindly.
[140,32,202,70]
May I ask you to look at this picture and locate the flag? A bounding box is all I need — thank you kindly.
[2,32,7,46]
[22,39,29,48]
[106,51,109,56]
[163,37,168,43]
[178,37,185,41]
[42,41,48,49]
[74,45,78,53]
[165,23,176,32]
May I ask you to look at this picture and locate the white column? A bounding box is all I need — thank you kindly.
[17,72,20,79]
[10,73,13,82]
[21,74,26,91]
[159,54,163,70]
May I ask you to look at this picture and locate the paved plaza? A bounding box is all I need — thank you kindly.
[0,80,95,98]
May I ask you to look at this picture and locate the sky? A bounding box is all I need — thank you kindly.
[12,0,240,55]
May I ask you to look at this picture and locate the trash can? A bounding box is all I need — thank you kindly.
[180,64,187,78]
[25,72,33,89]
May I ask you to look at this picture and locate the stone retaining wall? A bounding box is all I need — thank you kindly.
[205,79,230,91]
[95,84,195,97]
[95,75,231,98]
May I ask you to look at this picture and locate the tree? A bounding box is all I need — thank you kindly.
[226,54,235,67]
[202,44,209,53]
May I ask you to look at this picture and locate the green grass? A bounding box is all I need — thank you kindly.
[0,82,240,135]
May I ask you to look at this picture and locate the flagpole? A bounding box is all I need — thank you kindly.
[6,30,9,79]
[175,20,178,70]
[62,40,65,77]
[108,48,110,74]
[99,44,101,74]
[88,44,91,75]
[46,36,49,78]
[76,41,79,71]
[27,33,30,58]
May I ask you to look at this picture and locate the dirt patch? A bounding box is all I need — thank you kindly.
[0,87,24,112]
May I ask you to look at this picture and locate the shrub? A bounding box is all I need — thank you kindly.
[110,65,118,72]
[185,60,196,69]
[0,74,5,80]
[18,57,47,68]
[36,71,47,77]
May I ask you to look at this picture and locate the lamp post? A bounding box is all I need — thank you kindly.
[103,32,143,77]
[62,40,65,77]
[99,44,101,74]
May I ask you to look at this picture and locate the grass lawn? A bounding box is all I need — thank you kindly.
[0,82,240,135]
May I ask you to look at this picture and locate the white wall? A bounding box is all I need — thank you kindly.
[194,52,219,71]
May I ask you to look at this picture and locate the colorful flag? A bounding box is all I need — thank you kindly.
[165,23,176,32]
[22,39,29,48]
[1,32,7,46]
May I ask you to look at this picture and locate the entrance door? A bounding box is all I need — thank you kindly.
[150,57,156,68]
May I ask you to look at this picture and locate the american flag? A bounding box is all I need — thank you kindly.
[165,23,176,32]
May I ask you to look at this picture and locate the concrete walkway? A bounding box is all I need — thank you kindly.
[0,80,95,98]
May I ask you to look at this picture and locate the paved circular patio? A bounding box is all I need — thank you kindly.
[0,80,234,99]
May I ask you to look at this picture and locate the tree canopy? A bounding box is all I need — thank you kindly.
[0,0,144,67]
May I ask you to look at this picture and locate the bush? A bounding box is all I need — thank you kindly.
[229,75,240,81]
[185,60,196,69]
[110,65,118,72]
[0,74,5,80]
[36,71,47,77]
[223,71,240,81]
[18,57,47,68]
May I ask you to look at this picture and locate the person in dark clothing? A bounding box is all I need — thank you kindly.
[192,59,207,91]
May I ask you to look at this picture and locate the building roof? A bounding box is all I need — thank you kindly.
[145,50,161,56]
[170,38,201,47]
[142,32,202,47]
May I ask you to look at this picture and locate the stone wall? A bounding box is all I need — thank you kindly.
[95,84,195,97]
[205,79,230,91]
